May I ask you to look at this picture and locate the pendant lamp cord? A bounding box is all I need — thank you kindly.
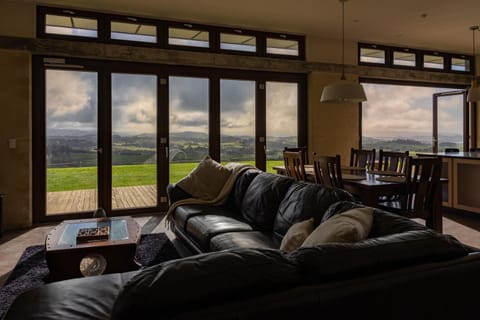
[473,27,476,58]
[341,0,346,80]
[471,26,479,86]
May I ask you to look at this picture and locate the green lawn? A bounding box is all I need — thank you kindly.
[47,160,283,192]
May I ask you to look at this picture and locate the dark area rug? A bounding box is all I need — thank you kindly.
[0,233,180,318]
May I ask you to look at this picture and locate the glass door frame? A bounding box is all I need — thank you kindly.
[166,68,307,172]
[33,57,169,223]
[432,90,468,152]
[33,58,307,223]
[33,57,103,223]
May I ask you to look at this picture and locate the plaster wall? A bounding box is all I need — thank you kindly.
[0,1,35,38]
[308,71,359,165]
[0,49,32,230]
[307,35,358,65]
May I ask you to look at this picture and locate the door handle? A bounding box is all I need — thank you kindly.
[93,147,103,154]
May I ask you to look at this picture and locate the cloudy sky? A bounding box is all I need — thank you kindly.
[362,83,464,139]
[46,70,98,133]
[112,73,157,135]
[46,70,463,142]
[47,71,298,138]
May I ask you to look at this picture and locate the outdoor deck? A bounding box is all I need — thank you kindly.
[46,185,157,214]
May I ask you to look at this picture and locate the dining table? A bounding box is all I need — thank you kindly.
[272,164,443,232]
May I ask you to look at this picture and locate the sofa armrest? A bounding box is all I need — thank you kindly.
[166,183,192,205]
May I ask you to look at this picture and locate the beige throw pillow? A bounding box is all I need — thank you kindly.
[176,156,232,200]
[301,207,373,246]
[280,218,315,252]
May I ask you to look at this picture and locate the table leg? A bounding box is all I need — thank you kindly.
[427,182,443,233]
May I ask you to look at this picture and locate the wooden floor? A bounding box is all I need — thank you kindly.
[47,185,157,214]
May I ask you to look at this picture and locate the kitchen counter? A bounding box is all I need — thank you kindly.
[417,152,480,213]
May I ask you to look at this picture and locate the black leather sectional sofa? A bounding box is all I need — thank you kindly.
[3,169,480,319]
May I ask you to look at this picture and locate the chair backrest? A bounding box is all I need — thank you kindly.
[349,147,376,170]
[284,146,307,164]
[283,150,307,181]
[312,153,343,188]
[470,147,480,152]
[378,150,409,173]
[404,156,442,219]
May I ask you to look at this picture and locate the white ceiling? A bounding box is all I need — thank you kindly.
[24,0,480,54]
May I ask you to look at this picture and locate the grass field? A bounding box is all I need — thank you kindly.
[47,160,284,192]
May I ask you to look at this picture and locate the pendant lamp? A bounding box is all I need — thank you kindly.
[321,0,367,103]
[467,26,480,102]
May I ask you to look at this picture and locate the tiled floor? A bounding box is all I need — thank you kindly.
[1,208,479,288]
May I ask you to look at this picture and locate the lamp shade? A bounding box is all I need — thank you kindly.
[320,79,367,103]
[467,85,480,102]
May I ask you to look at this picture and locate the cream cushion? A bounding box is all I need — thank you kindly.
[280,218,315,252]
[176,156,232,200]
[301,207,374,246]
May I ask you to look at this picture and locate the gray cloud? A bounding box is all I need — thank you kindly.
[362,83,463,138]
[46,70,97,126]
[170,77,208,112]
[111,74,156,106]
[174,118,208,127]
[220,80,255,113]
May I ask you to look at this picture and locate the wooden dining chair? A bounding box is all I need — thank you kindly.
[377,156,442,229]
[284,146,308,164]
[312,153,343,188]
[349,147,376,170]
[283,150,307,181]
[377,150,409,174]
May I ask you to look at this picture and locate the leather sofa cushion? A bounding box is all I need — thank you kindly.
[210,231,281,251]
[185,215,253,251]
[288,229,469,282]
[273,183,356,238]
[4,272,135,320]
[172,204,238,232]
[241,173,294,230]
[111,248,301,320]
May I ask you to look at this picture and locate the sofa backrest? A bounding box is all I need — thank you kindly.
[273,182,356,238]
[288,229,469,281]
[321,200,428,237]
[225,168,262,211]
[111,248,301,320]
[111,229,471,320]
[240,172,295,231]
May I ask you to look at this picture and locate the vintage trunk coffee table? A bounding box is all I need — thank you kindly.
[45,216,141,280]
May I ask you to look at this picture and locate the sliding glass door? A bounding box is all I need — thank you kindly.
[433,90,467,152]
[168,76,209,183]
[35,58,306,222]
[111,73,158,209]
[45,69,99,215]
[220,79,256,164]
[266,81,299,172]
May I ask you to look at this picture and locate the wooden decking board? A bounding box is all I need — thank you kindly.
[47,185,156,214]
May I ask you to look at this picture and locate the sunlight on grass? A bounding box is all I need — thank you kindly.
[47,160,285,192]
